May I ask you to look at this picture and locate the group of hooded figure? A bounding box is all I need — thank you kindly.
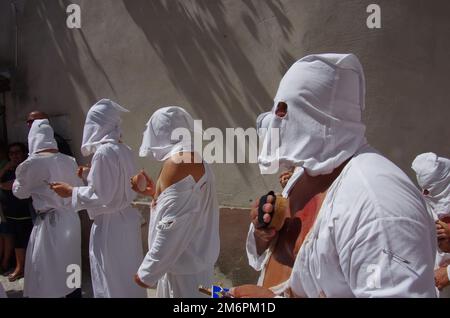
[0,53,448,298]
[2,102,219,299]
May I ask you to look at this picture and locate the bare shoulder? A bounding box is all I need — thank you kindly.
[159,153,205,191]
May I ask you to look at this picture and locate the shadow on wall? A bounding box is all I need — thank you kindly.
[122,0,293,129]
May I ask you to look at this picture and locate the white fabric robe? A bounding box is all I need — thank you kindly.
[13,152,82,298]
[288,146,437,298]
[137,164,220,298]
[72,142,145,298]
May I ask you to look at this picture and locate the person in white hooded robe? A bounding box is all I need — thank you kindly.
[51,99,145,298]
[132,106,220,298]
[412,153,450,297]
[233,53,436,298]
[12,119,82,298]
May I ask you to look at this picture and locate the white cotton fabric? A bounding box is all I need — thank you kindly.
[412,153,450,218]
[259,53,367,176]
[137,164,220,298]
[81,99,129,156]
[246,165,303,285]
[250,53,436,297]
[13,149,81,297]
[138,106,219,298]
[28,119,58,155]
[139,106,202,161]
[288,145,436,298]
[73,101,145,298]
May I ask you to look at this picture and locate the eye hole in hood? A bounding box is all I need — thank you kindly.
[276,102,288,118]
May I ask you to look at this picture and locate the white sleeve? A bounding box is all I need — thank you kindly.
[337,217,437,298]
[137,188,199,287]
[71,151,119,211]
[246,223,271,271]
[12,161,33,199]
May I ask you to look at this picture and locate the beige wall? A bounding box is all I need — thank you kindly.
[1,0,449,207]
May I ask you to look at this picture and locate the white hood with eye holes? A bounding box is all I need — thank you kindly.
[412,152,450,218]
[258,53,368,176]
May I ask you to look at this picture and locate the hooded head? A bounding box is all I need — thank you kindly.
[28,119,58,155]
[259,53,367,176]
[412,152,450,218]
[139,106,202,161]
[81,99,129,156]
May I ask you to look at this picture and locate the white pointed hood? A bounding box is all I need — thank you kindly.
[412,152,450,218]
[28,119,58,155]
[81,99,129,156]
[258,53,367,176]
[139,106,202,161]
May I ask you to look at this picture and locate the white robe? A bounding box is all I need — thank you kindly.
[288,146,437,298]
[72,142,145,298]
[13,152,82,298]
[137,164,220,298]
